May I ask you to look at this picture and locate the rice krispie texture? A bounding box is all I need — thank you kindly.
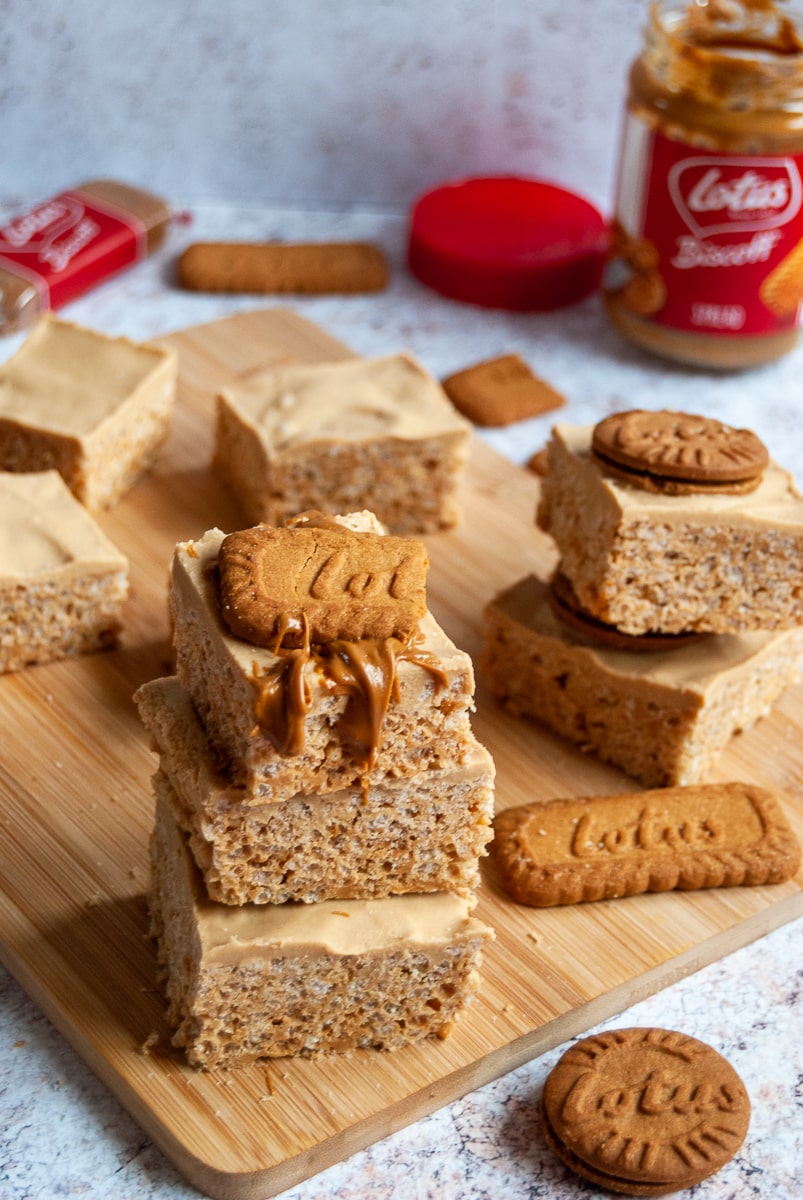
[1,470,128,673]
[481,573,803,787]
[136,675,495,904]
[149,790,493,1068]
[170,527,478,800]
[212,352,471,533]
[536,422,803,635]
[0,315,177,509]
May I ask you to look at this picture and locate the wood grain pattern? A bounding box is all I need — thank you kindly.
[1,308,801,1200]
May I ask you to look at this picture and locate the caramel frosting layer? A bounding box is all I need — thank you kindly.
[494,573,802,692]
[0,315,174,437]
[1,469,127,581]
[158,792,487,965]
[553,423,803,529]
[218,352,471,451]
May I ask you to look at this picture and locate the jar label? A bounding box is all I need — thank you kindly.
[0,189,147,310]
[605,117,803,336]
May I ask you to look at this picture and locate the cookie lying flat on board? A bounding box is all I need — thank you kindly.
[541,1027,751,1196]
[177,240,389,294]
[441,354,564,427]
[217,522,429,648]
[493,782,800,907]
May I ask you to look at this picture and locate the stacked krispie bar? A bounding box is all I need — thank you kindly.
[482,409,803,787]
[137,510,494,1068]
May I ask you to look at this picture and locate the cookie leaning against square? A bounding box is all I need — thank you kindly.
[537,408,803,635]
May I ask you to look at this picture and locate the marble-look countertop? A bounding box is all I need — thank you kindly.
[1,202,802,1200]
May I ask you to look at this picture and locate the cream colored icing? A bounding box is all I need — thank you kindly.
[0,314,173,437]
[0,469,127,581]
[554,423,803,529]
[495,573,803,693]
[219,352,471,451]
[157,791,485,964]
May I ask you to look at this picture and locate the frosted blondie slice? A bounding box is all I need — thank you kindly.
[537,419,803,635]
[136,675,495,904]
[149,791,493,1067]
[213,352,471,533]
[481,573,803,788]
[1,469,128,673]
[0,315,177,509]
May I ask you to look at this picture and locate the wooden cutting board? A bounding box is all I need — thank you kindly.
[1,308,801,1200]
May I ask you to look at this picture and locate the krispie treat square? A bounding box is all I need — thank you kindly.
[149,789,493,1067]
[481,573,803,787]
[1,469,128,673]
[213,352,471,533]
[170,525,478,800]
[136,675,495,904]
[537,421,803,635]
[0,315,177,509]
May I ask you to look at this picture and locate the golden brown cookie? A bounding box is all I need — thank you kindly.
[591,409,768,493]
[177,241,389,294]
[547,571,705,652]
[217,523,428,648]
[493,782,800,907]
[441,355,565,427]
[541,1027,751,1195]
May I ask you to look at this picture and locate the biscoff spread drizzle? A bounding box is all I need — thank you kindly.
[247,612,448,766]
[232,511,448,767]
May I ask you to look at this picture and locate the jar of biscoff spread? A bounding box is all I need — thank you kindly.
[604,0,803,369]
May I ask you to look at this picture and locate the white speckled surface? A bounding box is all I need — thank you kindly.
[0,0,647,212]
[0,200,802,1200]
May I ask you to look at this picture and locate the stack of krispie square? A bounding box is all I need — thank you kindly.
[137,511,494,1068]
[213,352,471,533]
[482,409,803,787]
[0,314,177,509]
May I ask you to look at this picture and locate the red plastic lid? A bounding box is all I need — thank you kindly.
[407,175,608,311]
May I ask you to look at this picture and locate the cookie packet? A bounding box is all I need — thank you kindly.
[0,180,172,334]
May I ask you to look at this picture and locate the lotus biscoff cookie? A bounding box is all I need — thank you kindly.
[442,354,565,427]
[493,782,801,907]
[591,409,769,496]
[541,1027,751,1195]
[217,521,429,648]
[177,240,389,294]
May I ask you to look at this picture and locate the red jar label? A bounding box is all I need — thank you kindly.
[0,189,146,310]
[606,117,803,336]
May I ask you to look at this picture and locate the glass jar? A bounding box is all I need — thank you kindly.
[603,0,803,369]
